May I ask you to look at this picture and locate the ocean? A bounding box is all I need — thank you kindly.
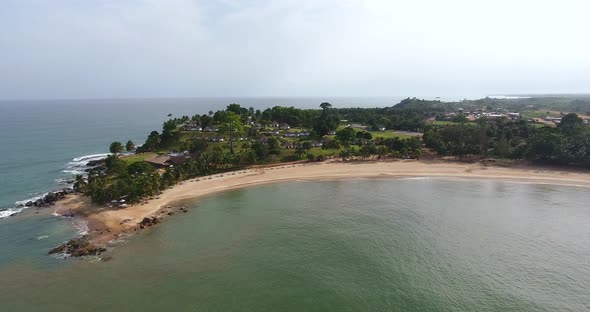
[1,179,589,311]
[0,96,403,216]
[0,97,402,263]
[2,97,588,311]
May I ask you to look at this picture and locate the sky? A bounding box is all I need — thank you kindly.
[0,0,589,100]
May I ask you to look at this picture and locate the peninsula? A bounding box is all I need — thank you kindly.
[51,96,590,256]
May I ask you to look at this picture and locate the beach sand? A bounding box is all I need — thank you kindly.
[56,160,590,246]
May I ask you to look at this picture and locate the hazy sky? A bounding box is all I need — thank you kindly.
[1,0,589,99]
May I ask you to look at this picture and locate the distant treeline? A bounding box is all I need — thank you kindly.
[424,113,590,167]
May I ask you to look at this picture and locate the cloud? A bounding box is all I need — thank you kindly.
[0,0,589,99]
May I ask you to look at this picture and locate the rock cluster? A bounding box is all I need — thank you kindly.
[48,236,106,257]
[138,216,161,229]
[18,188,74,208]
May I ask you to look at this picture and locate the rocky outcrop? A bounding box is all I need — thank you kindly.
[48,236,106,257]
[29,189,73,208]
[86,159,105,167]
[138,216,161,229]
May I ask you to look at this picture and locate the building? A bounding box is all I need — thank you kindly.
[280,123,291,130]
[545,116,562,123]
[349,123,367,130]
[184,122,202,131]
[203,126,219,132]
[145,154,190,168]
[258,135,269,144]
[209,137,225,142]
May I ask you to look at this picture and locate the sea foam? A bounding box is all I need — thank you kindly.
[4,153,110,219]
[0,207,23,218]
[63,153,110,176]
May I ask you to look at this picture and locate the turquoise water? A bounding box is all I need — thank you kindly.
[1,179,589,311]
[0,97,400,267]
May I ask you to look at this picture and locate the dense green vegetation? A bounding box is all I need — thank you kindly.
[424,113,590,166]
[82,102,423,204]
[79,96,590,205]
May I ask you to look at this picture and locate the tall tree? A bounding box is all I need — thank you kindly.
[219,112,244,154]
[314,102,339,136]
[558,113,584,134]
[141,131,161,152]
[336,127,356,146]
[125,140,135,152]
[109,141,124,154]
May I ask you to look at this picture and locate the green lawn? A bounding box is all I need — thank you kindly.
[531,123,548,128]
[122,153,157,164]
[370,131,413,139]
[431,120,477,126]
[520,110,559,119]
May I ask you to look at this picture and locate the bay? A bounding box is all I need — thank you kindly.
[1,179,589,311]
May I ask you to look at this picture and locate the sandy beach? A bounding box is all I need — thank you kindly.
[55,160,590,246]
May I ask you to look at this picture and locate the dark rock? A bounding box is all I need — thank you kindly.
[138,216,161,229]
[45,192,57,202]
[48,244,67,254]
[167,211,174,216]
[86,159,105,167]
[16,204,25,208]
[180,207,188,213]
[48,236,106,257]
[25,201,33,207]
[101,256,113,262]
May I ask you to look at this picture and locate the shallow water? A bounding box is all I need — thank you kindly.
[1,179,589,311]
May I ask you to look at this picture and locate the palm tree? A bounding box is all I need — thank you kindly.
[73,174,87,192]
[109,141,124,155]
[295,144,305,159]
[125,140,135,152]
[302,142,312,155]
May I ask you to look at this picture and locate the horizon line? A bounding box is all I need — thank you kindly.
[1,93,590,103]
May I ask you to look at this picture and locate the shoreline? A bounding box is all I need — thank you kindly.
[54,159,590,253]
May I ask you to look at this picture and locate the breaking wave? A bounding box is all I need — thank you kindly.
[0,207,23,218]
[2,152,109,219]
[62,153,110,175]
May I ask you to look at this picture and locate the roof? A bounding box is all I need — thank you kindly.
[167,155,190,165]
[145,155,171,166]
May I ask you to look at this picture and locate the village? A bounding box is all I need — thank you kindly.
[140,116,415,169]
[435,107,590,127]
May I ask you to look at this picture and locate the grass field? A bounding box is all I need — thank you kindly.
[431,121,477,126]
[122,153,157,164]
[370,131,414,139]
